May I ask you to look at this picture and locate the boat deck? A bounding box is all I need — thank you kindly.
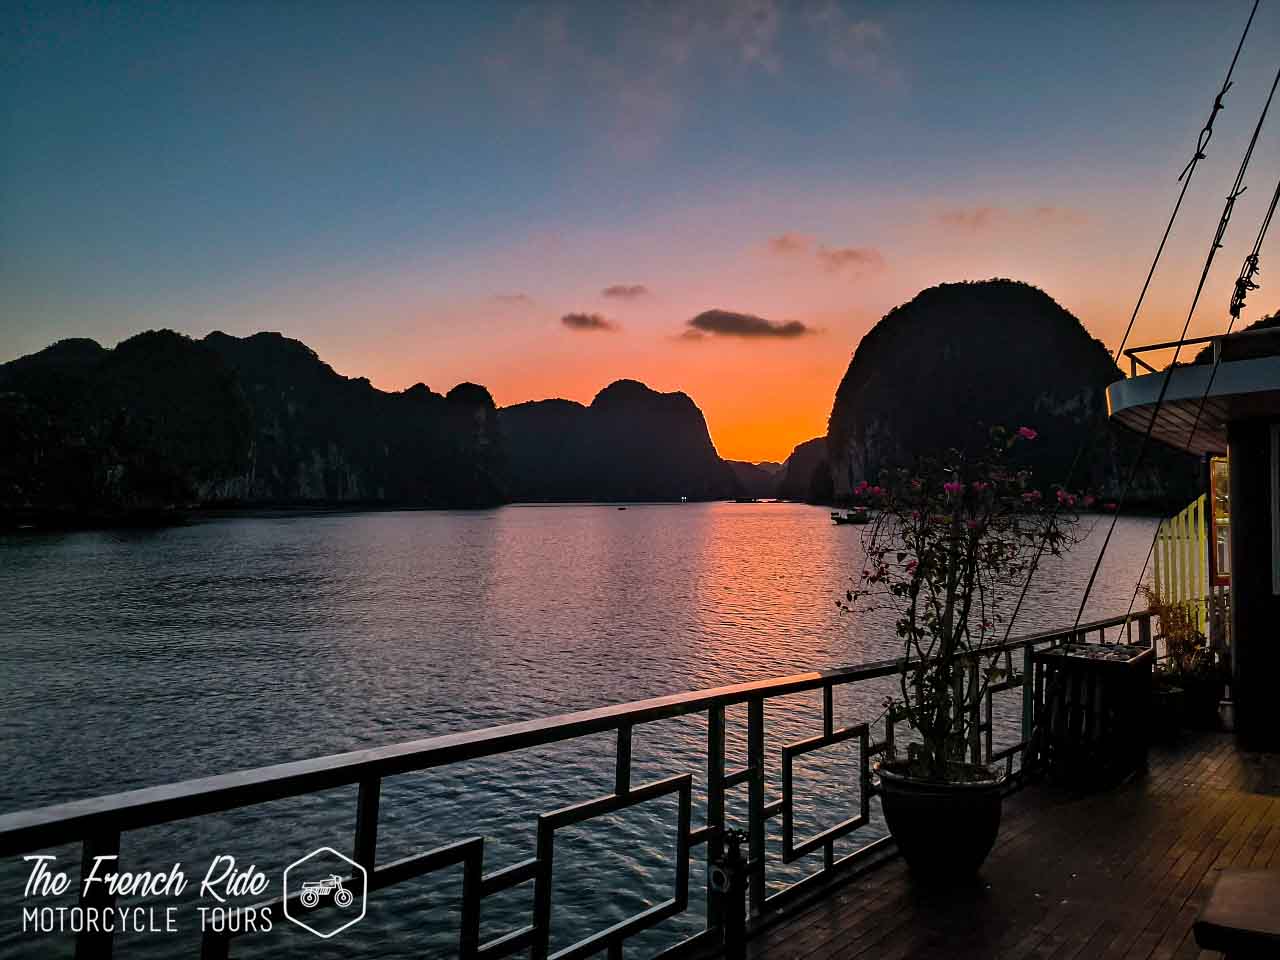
[747,732,1280,960]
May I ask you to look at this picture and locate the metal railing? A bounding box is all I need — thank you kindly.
[0,609,1153,960]
[1122,335,1219,377]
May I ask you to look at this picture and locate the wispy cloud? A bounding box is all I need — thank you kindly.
[561,311,617,332]
[686,309,814,339]
[485,4,896,160]
[602,283,650,300]
[1031,205,1087,226]
[817,246,885,273]
[936,205,1087,233]
[809,2,899,86]
[768,233,886,274]
[937,207,1000,232]
[768,232,812,254]
[493,292,535,305]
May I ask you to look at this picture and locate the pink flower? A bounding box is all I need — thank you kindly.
[1055,489,1077,507]
[1083,495,1096,508]
[905,559,919,574]
[943,481,965,496]
[1021,490,1042,503]
[965,519,981,530]
[1103,502,1118,511]
[1017,426,1038,440]
[971,481,990,492]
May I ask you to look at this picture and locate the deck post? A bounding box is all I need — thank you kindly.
[199,931,231,960]
[75,830,120,960]
[353,776,381,870]
[706,704,726,928]
[1021,643,1035,772]
[747,697,765,918]
[822,685,835,872]
[967,660,981,764]
[615,723,632,796]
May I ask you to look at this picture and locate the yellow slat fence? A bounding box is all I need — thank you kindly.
[1151,493,1208,638]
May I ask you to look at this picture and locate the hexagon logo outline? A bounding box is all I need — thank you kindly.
[282,846,368,940]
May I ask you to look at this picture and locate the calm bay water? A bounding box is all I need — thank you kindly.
[0,503,1157,958]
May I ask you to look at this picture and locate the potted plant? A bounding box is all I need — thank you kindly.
[1139,584,1223,731]
[840,426,1082,881]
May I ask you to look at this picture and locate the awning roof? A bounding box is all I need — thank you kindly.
[1107,330,1280,456]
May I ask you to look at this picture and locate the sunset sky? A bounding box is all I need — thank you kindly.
[4,2,1280,462]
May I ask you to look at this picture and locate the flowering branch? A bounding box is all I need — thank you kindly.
[838,426,1085,781]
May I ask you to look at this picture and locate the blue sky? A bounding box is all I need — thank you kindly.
[3,1,1279,460]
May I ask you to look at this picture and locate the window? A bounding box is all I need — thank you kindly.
[1210,456,1230,586]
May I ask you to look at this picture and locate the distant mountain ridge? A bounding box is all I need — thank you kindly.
[0,332,745,525]
[0,330,507,524]
[201,331,504,506]
[3,281,1202,527]
[499,379,740,501]
[774,437,832,502]
[725,460,782,498]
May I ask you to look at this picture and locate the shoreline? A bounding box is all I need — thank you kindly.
[0,497,1174,535]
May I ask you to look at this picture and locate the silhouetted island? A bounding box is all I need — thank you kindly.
[0,334,747,526]
[774,438,832,502]
[825,279,1200,508]
[499,379,740,502]
[1,281,1211,529]
[0,330,504,527]
[725,460,783,499]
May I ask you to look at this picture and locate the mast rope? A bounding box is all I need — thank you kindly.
[1229,172,1280,319]
[996,0,1263,645]
[1071,59,1280,633]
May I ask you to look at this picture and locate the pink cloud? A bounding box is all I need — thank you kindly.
[768,232,812,254]
[768,233,885,274]
[561,312,618,332]
[817,245,885,273]
[602,283,650,300]
[937,205,1087,232]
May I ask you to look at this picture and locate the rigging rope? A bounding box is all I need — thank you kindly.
[1115,165,1280,639]
[1229,172,1280,320]
[996,0,1262,644]
[1071,59,1280,633]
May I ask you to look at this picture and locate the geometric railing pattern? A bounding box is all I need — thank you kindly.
[0,610,1152,960]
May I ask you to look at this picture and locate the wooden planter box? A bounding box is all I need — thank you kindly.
[1031,642,1154,788]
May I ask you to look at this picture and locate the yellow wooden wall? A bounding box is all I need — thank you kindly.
[1152,493,1208,634]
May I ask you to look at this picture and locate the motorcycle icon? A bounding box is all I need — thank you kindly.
[298,874,355,909]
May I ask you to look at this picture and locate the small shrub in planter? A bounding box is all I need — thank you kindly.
[1139,584,1223,731]
[839,426,1083,880]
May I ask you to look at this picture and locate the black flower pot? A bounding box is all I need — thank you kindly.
[875,761,1006,882]
[1181,673,1224,731]
[1149,685,1186,741]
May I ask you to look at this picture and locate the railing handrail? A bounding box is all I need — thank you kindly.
[1122,325,1280,376]
[0,610,1145,857]
[1122,335,1219,375]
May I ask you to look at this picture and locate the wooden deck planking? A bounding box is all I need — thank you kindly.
[746,733,1280,960]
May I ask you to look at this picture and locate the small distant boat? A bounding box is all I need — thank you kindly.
[831,508,870,525]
